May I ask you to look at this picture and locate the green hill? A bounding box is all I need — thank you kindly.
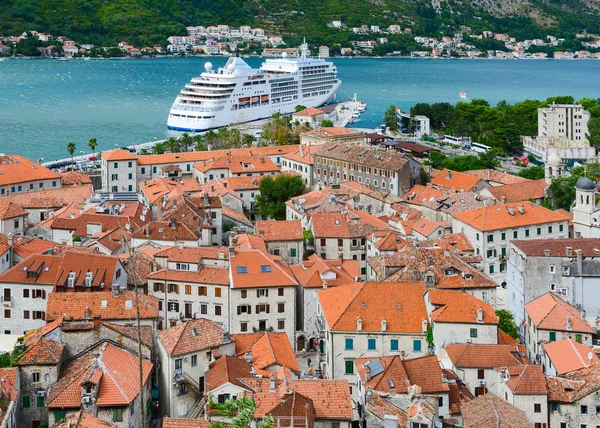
[1,0,599,48]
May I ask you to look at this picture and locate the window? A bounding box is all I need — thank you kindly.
[260,265,271,273]
[240,322,248,332]
[320,239,326,246]
[4,309,10,318]
[345,338,354,350]
[37,395,44,408]
[22,395,31,408]
[513,230,518,239]
[413,340,421,352]
[548,226,553,233]
[257,288,268,297]
[215,305,222,316]
[525,229,530,237]
[487,235,494,243]
[534,403,541,413]
[290,248,297,257]
[549,265,556,274]
[32,372,40,382]
[576,334,583,344]
[345,360,354,374]
[549,332,556,342]
[236,266,248,274]
[501,232,506,240]
[551,403,558,412]
[198,286,207,296]
[191,355,197,366]
[489,265,495,274]
[277,320,285,330]
[185,285,191,295]
[241,290,247,299]
[24,310,30,319]
[438,397,444,408]
[168,283,178,294]
[278,288,284,296]
[470,328,478,338]
[559,224,564,232]
[332,423,340,428]
[390,339,399,351]
[581,405,588,415]
[476,233,480,241]
[113,162,118,169]
[368,338,376,350]
[215,287,222,297]
[278,303,285,313]
[477,369,485,380]
[537,227,542,235]
[168,302,179,312]
[113,408,123,422]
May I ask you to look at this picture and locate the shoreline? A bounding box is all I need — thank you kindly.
[2,54,599,61]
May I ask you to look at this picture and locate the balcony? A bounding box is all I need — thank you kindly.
[1,296,12,307]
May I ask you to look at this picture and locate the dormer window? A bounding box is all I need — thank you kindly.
[176,263,189,271]
[101,300,107,308]
[443,269,456,276]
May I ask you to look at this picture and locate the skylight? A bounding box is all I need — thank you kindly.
[388,380,395,388]
[237,266,248,274]
[260,265,271,273]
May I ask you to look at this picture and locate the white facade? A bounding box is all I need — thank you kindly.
[538,104,590,141]
[496,371,548,428]
[101,157,138,192]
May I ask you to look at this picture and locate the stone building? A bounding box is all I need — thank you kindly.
[254,220,304,265]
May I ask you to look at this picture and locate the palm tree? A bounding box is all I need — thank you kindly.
[180,132,193,151]
[66,141,76,169]
[165,137,179,153]
[88,137,98,161]
[152,142,167,154]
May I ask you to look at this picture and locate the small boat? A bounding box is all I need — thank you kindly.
[359,102,367,110]
[459,91,467,99]
[57,57,71,61]
[352,112,360,118]
[357,107,364,113]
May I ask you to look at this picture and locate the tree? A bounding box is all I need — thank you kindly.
[383,104,398,131]
[495,309,520,339]
[88,137,97,161]
[165,136,179,153]
[426,151,447,169]
[209,397,274,428]
[194,134,207,151]
[586,117,600,149]
[320,119,334,127]
[66,141,76,166]
[256,175,306,220]
[205,130,218,147]
[295,105,307,112]
[518,166,545,180]
[152,142,167,154]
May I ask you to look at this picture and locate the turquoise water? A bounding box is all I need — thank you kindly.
[1,57,599,161]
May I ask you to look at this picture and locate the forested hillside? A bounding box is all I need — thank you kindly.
[1,0,599,47]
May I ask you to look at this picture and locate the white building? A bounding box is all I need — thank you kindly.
[539,103,590,141]
[318,46,330,58]
[396,111,431,136]
[572,176,600,238]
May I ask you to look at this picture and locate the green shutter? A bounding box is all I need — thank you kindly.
[23,395,30,408]
[549,332,556,342]
[345,360,354,374]
[576,334,582,344]
[54,410,65,422]
[36,395,44,408]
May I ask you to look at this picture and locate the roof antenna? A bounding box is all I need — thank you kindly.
[301,38,308,60]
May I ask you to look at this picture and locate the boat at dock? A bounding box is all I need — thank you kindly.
[167,40,341,132]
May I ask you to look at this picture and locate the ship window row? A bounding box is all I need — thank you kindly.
[243,80,267,86]
[174,105,225,113]
[170,114,216,119]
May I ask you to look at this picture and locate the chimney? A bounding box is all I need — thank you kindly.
[576,249,583,273]
[381,319,387,332]
[517,204,524,215]
[446,170,451,180]
[323,281,328,289]
[383,415,398,428]
[412,269,419,282]
[545,249,551,257]
[500,196,506,204]
[112,283,120,297]
[422,319,428,333]
[228,245,235,259]
[178,241,184,250]
[269,376,276,393]
[222,331,230,343]
[300,145,304,158]
[357,318,363,332]
[566,315,572,331]
[507,206,515,216]
[145,223,150,236]
[169,218,176,229]
[92,314,101,329]
[477,307,483,323]
[245,351,252,364]
[400,351,406,360]
[85,306,90,320]
[566,247,573,258]
[204,193,209,206]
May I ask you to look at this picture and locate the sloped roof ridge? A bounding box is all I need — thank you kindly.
[569,338,587,368]
[332,282,366,330]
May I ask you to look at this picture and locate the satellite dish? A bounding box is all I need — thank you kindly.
[282,52,288,59]
[204,62,213,72]
[588,352,594,361]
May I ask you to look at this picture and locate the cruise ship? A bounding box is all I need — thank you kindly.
[167,42,341,131]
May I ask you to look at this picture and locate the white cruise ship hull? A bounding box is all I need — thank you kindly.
[167,52,341,132]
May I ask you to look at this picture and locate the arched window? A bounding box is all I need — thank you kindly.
[548,167,553,176]
[587,196,590,205]
[581,195,584,204]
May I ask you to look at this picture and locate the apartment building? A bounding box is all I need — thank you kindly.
[254,220,304,265]
[452,202,569,284]
[0,200,28,236]
[101,149,138,192]
[0,154,62,196]
[313,143,413,196]
[541,338,598,377]
[317,282,429,384]
[192,154,280,183]
[281,144,319,187]
[228,234,298,347]
[524,292,595,363]
[538,103,590,141]
[506,238,600,329]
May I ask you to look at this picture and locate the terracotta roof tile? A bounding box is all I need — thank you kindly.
[525,292,595,334]
[101,149,137,161]
[497,329,519,346]
[148,266,229,285]
[282,144,320,165]
[293,107,324,116]
[255,220,303,242]
[51,411,117,427]
[157,318,230,356]
[12,237,55,258]
[46,291,159,321]
[445,343,526,368]
[316,142,407,171]
[139,178,179,205]
[162,418,210,428]
[399,185,445,206]
[318,282,428,333]
[193,155,279,175]
[461,393,529,427]
[290,253,359,288]
[311,212,380,238]
[304,127,363,137]
[542,338,599,375]
[463,169,530,185]
[222,206,253,226]
[269,391,316,426]
[231,331,300,373]
[205,354,254,392]
[0,154,61,187]
[61,171,93,186]
[102,322,154,349]
[428,289,498,324]
[0,367,19,401]
[356,355,449,394]
[453,202,568,232]
[417,233,474,253]
[546,363,600,402]
[503,365,547,394]
[487,179,548,203]
[0,199,28,219]
[0,254,64,285]
[420,191,489,215]
[4,184,92,211]
[18,337,64,366]
[511,238,600,257]
[448,378,473,414]
[47,342,152,408]
[431,169,484,192]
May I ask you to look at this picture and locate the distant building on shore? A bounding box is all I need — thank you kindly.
[396,110,431,136]
[319,45,330,58]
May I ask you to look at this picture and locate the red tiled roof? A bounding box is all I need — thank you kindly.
[154,245,228,262]
[311,212,380,238]
[139,178,179,205]
[157,318,230,356]
[431,169,483,192]
[445,343,525,368]
[102,322,154,349]
[511,238,600,257]
[546,363,600,402]
[231,331,300,372]
[487,179,547,203]
[51,411,117,427]
[0,254,63,285]
[53,252,124,290]
[205,354,254,392]
[102,149,137,161]
[18,337,64,366]
[463,169,530,185]
[290,253,359,288]
[0,199,28,219]
[162,418,210,428]
[543,338,599,375]
[4,184,91,210]
[61,171,93,186]
[303,127,363,137]
[428,289,498,324]
[47,342,152,408]
[453,202,568,232]
[0,154,61,187]
[355,355,449,394]
[293,107,324,117]
[504,365,547,395]
[193,155,279,175]
[282,144,320,165]
[448,378,473,414]
[255,220,303,242]
[12,237,55,258]
[46,291,159,321]
[148,266,229,285]
[400,185,445,206]
[461,393,529,427]
[318,282,428,333]
[222,206,253,226]
[0,367,19,401]
[525,292,595,334]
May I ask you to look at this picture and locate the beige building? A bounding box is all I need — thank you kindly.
[101,149,138,192]
[538,103,590,141]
